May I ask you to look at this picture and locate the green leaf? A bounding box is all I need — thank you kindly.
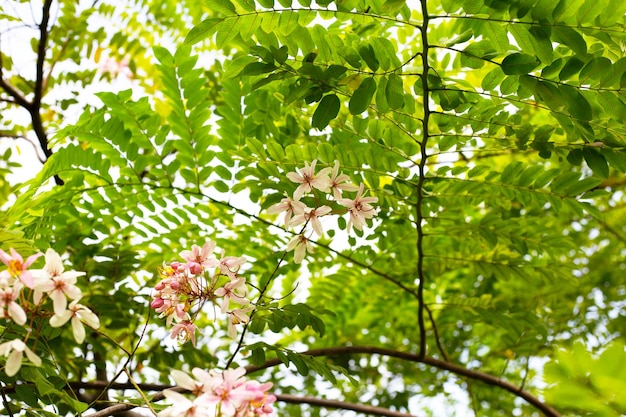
[553,26,587,55]
[349,77,376,115]
[583,148,609,178]
[358,44,379,72]
[501,53,540,75]
[153,46,174,65]
[312,94,340,130]
[481,67,505,91]
[385,74,404,110]
[185,18,224,45]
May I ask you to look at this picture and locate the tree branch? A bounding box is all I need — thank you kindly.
[245,346,561,417]
[69,344,560,417]
[415,0,431,359]
[72,382,417,417]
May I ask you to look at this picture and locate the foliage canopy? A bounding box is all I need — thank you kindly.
[1,0,626,416]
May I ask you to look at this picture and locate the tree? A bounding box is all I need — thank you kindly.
[1,0,626,415]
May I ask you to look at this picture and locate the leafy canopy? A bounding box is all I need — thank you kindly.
[0,0,626,416]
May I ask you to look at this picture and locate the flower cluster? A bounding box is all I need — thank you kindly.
[0,248,100,376]
[158,367,276,417]
[268,160,378,263]
[150,241,252,344]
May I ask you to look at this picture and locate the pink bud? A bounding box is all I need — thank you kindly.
[188,262,203,275]
[170,280,180,290]
[151,298,164,309]
[155,281,165,291]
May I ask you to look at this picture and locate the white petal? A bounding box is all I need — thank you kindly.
[24,347,41,367]
[5,349,22,376]
[171,370,197,391]
[64,285,83,300]
[8,302,26,325]
[49,310,72,327]
[79,309,100,329]
[44,249,64,276]
[51,290,68,316]
[72,316,86,343]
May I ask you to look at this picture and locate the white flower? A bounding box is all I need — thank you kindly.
[291,205,332,236]
[286,160,331,199]
[228,306,253,339]
[338,183,378,231]
[267,194,307,228]
[49,300,100,343]
[35,249,84,315]
[0,339,41,376]
[157,390,198,417]
[286,234,314,264]
[214,277,249,314]
[329,160,358,199]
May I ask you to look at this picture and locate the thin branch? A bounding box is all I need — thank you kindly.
[0,381,14,417]
[245,346,562,417]
[0,133,47,163]
[276,394,418,417]
[425,304,449,361]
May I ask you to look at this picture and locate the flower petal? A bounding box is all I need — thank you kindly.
[50,310,72,327]
[24,346,41,367]
[51,290,68,316]
[8,302,26,326]
[5,349,22,376]
[71,316,86,343]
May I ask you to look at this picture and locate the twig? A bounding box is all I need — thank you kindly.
[0,381,14,417]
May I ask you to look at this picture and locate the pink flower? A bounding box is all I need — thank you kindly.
[214,277,249,313]
[286,234,314,264]
[267,195,307,228]
[0,284,26,325]
[286,160,331,199]
[170,320,197,346]
[329,160,358,199]
[180,242,219,272]
[218,253,247,280]
[165,367,276,417]
[0,248,41,289]
[338,183,378,231]
[246,380,277,416]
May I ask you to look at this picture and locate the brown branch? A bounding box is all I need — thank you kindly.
[425,304,449,361]
[245,346,561,417]
[415,0,431,359]
[277,394,418,417]
[72,382,417,417]
[70,344,560,417]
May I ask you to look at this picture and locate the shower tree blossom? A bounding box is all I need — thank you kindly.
[270,160,378,263]
[0,248,100,375]
[0,248,41,288]
[150,240,252,344]
[158,367,276,417]
[338,183,379,232]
